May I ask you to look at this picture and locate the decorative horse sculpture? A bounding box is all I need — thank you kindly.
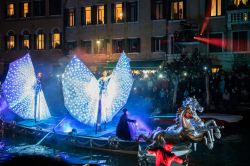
[139,97,223,150]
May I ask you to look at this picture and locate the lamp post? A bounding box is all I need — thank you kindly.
[96,40,100,54]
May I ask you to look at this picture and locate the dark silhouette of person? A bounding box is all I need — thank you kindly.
[116,108,136,141]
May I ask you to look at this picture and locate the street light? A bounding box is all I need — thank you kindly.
[183,71,188,77]
[96,40,100,54]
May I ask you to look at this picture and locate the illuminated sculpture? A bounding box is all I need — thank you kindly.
[62,52,133,126]
[2,54,51,120]
[139,97,223,150]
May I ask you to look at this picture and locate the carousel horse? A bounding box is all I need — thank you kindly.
[139,97,223,150]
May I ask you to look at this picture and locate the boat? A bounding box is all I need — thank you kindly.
[1,115,192,162]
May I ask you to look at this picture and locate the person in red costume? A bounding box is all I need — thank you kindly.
[147,143,184,166]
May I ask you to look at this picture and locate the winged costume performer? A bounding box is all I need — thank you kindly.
[2,54,51,120]
[62,52,133,126]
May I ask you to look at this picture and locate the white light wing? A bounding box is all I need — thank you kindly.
[62,56,99,126]
[103,52,134,122]
[2,54,50,120]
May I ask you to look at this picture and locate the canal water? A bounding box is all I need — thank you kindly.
[0,113,249,166]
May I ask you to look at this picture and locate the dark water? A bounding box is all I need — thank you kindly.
[0,135,137,166]
[0,114,249,166]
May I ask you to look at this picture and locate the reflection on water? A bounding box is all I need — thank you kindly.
[0,120,249,166]
[0,137,137,166]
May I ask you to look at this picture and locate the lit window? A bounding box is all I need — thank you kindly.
[23,31,30,49]
[69,9,75,27]
[7,32,15,50]
[95,39,107,54]
[7,3,15,17]
[52,33,61,49]
[97,6,104,24]
[115,3,123,23]
[171,1,183,20]
[23,3,29,17]
[85,7,91,25]
[36,32,44,50]
[211,0,221,16]
[234,0,248,6]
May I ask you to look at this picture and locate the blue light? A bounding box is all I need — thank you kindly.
[2,54,51,120]
[62,52,133,126]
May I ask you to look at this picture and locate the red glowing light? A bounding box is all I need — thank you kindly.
[200,1,211,35]
[193,36,249,52]
[147,143,183,166]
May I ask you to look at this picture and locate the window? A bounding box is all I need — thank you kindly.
[49,0,61,15]
[171,1,184,20]
[126,2,138,22]
[20,2,30,18]
[23,3,29,17]
[85,7,91,25]
[97,6,104,24]
[151,0,166,20]
[33,0,45,16]
[233,31,248,52]
[209,33,223,52]
[112,39,125,53]
[234,0,248,6]
[67,41,77,51]
[127,38,140,53]
[81,41,92,53]
[7,3,15,17]
[22,31,30,49]
[52,29,61,49]
[36,30,45,50]
[94,39,107,54]
[6,31,15,50]
[151,37,166,52]
[115,3,123,23]
[68,9,75,27]
[156,1,163,19]
[210,0,221,16]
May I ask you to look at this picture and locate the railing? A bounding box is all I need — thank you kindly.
[227,9,250,29]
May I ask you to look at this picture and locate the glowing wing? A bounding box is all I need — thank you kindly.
[103,52,134,122]
[62,56,99,126]
[2,54,50,120]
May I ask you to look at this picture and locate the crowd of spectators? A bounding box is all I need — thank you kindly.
[129,65,250,115]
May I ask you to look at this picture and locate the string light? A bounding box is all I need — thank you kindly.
[2,53,51,120]
[62,51,133,126]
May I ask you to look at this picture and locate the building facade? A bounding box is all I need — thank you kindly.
[167,0,250,70]
[64,0,167,67]
[0,0,249,72]
[64,0,250,70]
[0,0,65,62]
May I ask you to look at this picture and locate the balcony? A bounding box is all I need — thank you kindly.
[227,9,250,29]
